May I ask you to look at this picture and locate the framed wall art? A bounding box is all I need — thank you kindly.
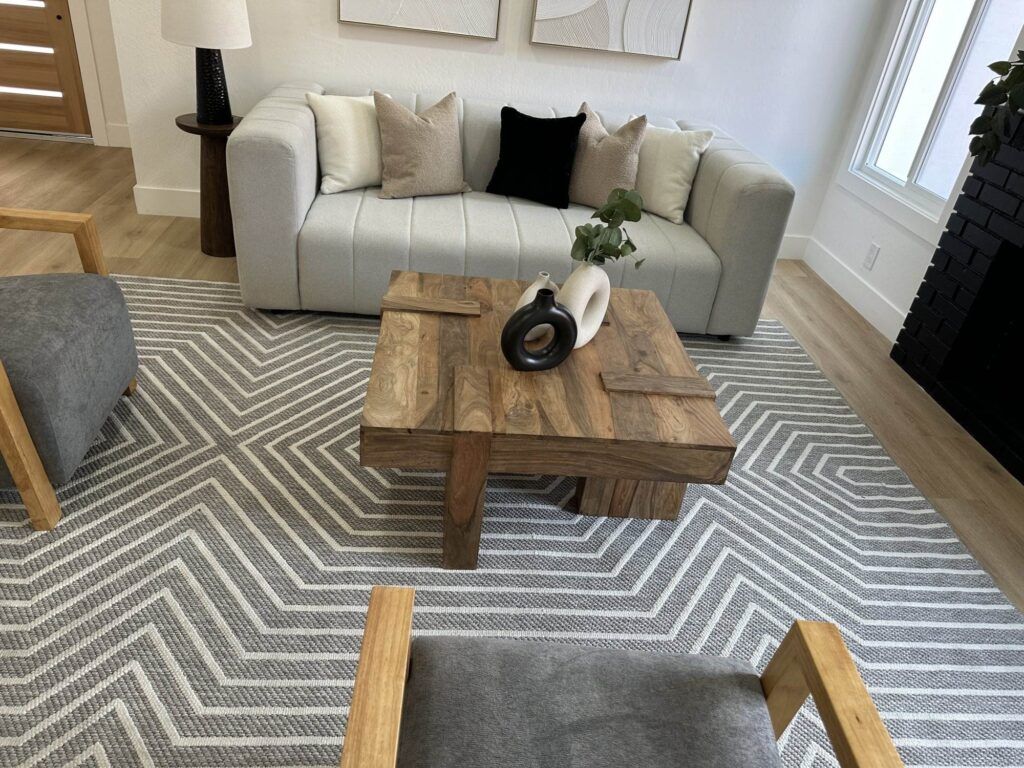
[340,0,501,40]
[531,0,693,59]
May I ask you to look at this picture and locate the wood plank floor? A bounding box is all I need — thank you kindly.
[2,137,1022,610]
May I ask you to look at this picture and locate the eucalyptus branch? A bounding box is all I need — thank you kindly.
[571,189,646,269]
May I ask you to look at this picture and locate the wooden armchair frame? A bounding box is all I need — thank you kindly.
[0,208,136,531]
[340,587,904,768]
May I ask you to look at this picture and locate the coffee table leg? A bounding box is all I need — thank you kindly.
[574,477,686,520]
[442,432,491,569]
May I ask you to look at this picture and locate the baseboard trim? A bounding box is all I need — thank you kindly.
[105,123,131,148]
[778,234,809,260]
[802,238,906,342]
[133,186,200,218]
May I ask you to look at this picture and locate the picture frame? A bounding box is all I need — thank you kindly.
[339,0,501,41]
[530,0,693,60]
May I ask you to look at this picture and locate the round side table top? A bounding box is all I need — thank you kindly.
[175,113,242,137]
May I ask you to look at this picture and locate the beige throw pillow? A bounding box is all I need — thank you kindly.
[569,103,647,209]
[306,93,382,194]
[373,91,469,199]
[635,126,714,224]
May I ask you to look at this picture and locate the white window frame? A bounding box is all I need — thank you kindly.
[842,0,990,234]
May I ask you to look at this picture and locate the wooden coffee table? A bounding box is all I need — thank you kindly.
[360,271,736,570]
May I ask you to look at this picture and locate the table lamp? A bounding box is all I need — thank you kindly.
[161,0,252,125]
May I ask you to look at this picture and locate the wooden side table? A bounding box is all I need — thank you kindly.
[175,113,242,259]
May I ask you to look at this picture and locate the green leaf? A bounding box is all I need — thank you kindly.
[989,60,1012,76]
[969,114,992,134]
[1007,65,1024,88]
[620,240,636,258]
[992,107,1009,138]
[976,80,1009,105]
[571,238,587,261]
[633,258,645,269]
[1009,83,1024,111]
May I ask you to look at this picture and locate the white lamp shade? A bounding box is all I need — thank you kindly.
[162,0,252,50]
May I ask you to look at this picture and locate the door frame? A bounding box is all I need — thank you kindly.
[67,0,129,146]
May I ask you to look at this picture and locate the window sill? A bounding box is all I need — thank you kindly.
[836,167,947,245]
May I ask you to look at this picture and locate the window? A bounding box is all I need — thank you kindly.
[851,0,1022,220]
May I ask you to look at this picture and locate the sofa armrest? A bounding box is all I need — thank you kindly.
[227,82,324,309]
[687,136,794,336]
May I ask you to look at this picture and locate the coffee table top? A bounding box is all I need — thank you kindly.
[361,271,735,483]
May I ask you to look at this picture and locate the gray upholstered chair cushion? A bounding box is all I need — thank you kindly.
[396,636,782,768]
[0,274,137,488]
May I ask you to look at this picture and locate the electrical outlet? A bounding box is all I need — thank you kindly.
[863,243,881,271]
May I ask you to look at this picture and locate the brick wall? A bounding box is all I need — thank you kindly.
[891,114,1024,384]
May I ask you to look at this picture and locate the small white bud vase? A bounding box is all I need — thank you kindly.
[557,262,611,349]
[515,271,559,341]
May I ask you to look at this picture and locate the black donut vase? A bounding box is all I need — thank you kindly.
[501,289,577,372]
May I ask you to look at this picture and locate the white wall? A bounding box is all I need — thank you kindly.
[805,185,939,341]
[108,0,887,239]
[807,10,1024,343]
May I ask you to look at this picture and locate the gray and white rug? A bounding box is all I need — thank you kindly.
[1,276,1021,767]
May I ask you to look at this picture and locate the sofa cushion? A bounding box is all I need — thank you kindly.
[297,190,721,332]
[0,274,137,488]
[374,92,469,199]
[306,93,382,194]
[569,102,647,209]
[486,107,587,209]
[396,636,783,768]
[636,125,715,225]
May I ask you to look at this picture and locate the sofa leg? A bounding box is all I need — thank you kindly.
[0,362,62,531]
[716,334,732,342]
[123,377,137,397]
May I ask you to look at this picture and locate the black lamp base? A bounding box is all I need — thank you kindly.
[195,48,233,125]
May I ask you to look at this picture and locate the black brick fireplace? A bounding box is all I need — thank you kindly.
[892,116,1024,483]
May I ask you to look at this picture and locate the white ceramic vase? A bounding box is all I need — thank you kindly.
[558,262,610,349]
[515,271,559,341]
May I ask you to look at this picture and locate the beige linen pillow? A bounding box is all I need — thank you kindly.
[569,103,647,209]
[306,93,383,194]
[373,91,469,199]
[635,126,714,224]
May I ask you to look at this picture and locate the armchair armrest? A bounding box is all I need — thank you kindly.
[227,82,324,310]
[340,586,415,768]
[0,208,107,275]
[761,621,903,768]
[686,137,794,336]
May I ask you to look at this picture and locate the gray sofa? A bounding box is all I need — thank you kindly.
[227,83,795,336]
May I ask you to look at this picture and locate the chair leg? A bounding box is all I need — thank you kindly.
[0,363,61,531]
[123,376,137,397]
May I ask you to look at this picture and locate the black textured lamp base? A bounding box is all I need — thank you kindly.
[195,48,233,125]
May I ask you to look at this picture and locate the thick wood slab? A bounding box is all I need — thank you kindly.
[443,367,493,569]
[381,294,482,316]
[361,271,735,484]
[574,477,686,520]
[601,372,716,399]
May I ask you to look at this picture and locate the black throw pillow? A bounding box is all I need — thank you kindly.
[486,107,587,209]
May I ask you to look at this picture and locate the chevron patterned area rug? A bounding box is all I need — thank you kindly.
[1,275,1021,767]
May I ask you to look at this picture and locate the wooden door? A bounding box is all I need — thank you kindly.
[0,0,90,135]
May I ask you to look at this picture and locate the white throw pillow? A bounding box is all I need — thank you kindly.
[634,126,714,225]
[306,93,382,194]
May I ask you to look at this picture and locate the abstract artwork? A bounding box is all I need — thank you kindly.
[531,0,692,59]
[339,0,501,40]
